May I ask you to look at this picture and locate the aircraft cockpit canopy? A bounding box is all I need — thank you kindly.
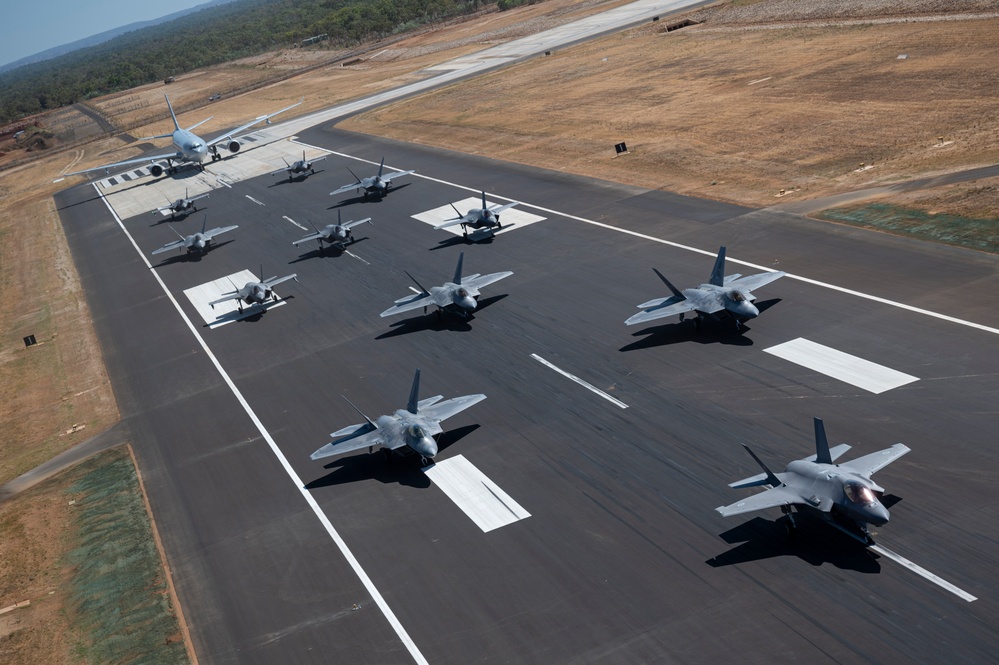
[844,481,876,505]
[409,424,428,439]
[457,288,468,298]
[731,290,747,302]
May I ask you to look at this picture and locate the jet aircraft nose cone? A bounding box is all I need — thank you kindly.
[867,502,890,526]
[458,296,477,311]
[414,437,438,459]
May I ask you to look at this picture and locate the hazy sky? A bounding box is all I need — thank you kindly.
[1,0,214,68]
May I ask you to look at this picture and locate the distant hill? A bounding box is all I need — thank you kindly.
[0,0,238,75]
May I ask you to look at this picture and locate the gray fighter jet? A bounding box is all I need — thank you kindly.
[154,188,210,219]
[310,369,486,465]
[625,246,785,329]
[271,150,327,181]
[433,191,520,238]
[151,215,237,256]
[292,210,371,254]
[716,418,910,544]
[329,157,414,199]
[380,252,512,320]
[209,266,298,313]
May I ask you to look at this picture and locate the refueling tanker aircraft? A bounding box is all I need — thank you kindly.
[625,246,785,330]
[380,251,512,320]
[716,418,910,544]
[64,94,302,178]
[151,215,237,256]
[310,369,486,466]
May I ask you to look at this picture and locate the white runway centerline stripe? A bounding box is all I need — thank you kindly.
[764,338,919,394]
[868,544,977,602]
[423,455,530,532]
[530,353,629,408]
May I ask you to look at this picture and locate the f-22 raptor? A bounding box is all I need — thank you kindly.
[380,252,512,320]
[310,369,486,466]
[625,246,785,330]
[716,418,910,544]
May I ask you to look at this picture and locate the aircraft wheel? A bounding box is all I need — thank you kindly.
[780,516,796,538]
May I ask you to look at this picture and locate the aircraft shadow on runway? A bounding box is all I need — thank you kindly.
[202,295,295,327]
[288,237,369,264]
[374,294,509,339]
[327,182,413,208]
[304,424,481,490]
[151,239,236,267]
[430,232,496,250]
[619,299,782,351]
[267,169,325,187]
[706,515,882,573]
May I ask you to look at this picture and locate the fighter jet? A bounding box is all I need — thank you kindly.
[329,157,414,199]
[292,210,371,254]
[625,246,785,329]
[63,94,302,177]
[433,191,520,238]
[153,188,210,219]
[271,150,327,181]
[151,216,237,256]
[310,369,486,466]
[716,418,910,544]
[209,266,298,313]
[380,252,512,320]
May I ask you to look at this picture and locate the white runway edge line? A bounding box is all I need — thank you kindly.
[531,354,628,408]
[868,544,978,602]
[763,338,919,394]
[95,185,430,665]
[309,148,999,338]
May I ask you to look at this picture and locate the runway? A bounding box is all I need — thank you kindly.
[55,124,999,663]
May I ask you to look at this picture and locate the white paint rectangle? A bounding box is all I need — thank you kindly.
[423,455,530,533]
[764,338,918,394]
[411,198,546,237]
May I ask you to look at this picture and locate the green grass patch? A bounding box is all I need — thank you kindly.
[818,203,999,254]
[66,448,189,665]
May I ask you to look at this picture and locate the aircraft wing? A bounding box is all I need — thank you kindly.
[208,292,241,308]
[715,485,803,517]
[64,150,184,177]
[330,182,362,196]
[729,270,786,292]
[625,298,698,326]
[343,217,372,231]
[839,443,911,477]
[381,169,415,183]
[310,422,396,460]
[269,165,292,176]
[151,239,185,255]
[311,155,328,164]
[206,97,303,147]
[420,394,487,423]
[433,218,466,231]
[292,231,324,246]
[380,292,434,317]
[204,225,238,241]
[264,274,297,289]
[189,192,211,203]
[489,201,520,214]
[464,271,513,290]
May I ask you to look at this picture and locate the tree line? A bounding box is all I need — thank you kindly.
[0,0,490,126]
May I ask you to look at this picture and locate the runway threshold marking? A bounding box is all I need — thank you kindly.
[763,338,919,394]
[868,543,977,602]
[94,185,430,665]
[322,151,999,337]
[530,353,629,408]
[423,455,530,532]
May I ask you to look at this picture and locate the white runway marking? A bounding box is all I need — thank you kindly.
[868,544,977,602]
[96,184,429,664]
[411,198,546,237]
[423,455,530,532]
[344,249,370,265]
[763,338,919,394]
[530,353,629,408]
[245,195,265,206]
[183,271,287,328]
[282,215,308,231]
[216,178,232,189]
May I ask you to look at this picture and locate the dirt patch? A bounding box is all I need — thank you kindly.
[340,3,999,209]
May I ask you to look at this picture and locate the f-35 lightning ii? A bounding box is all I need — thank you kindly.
[153,188,210,219]
[329,157,414,199]
[310,369,486,466]
[716,418,910,544]
[625,246,785,330]
[151,215,237,256]
[209,266,298,313]
[271,150,327,181]
[380,252,512,320]
[433,191,520,238]
[292,210,371,254]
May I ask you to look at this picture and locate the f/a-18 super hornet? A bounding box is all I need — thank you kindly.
[64,94,302,177]
[625,246,785,330]
[329,157,414,199]
[380,252,512,320]
[433,191,520,238]
[151,216,237,256]
[310,369,486,466]
[153,189,210,219]
[292,210,371,254]
[271,150,327,181]
[209,266,298,313]
[716,418,910,544]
